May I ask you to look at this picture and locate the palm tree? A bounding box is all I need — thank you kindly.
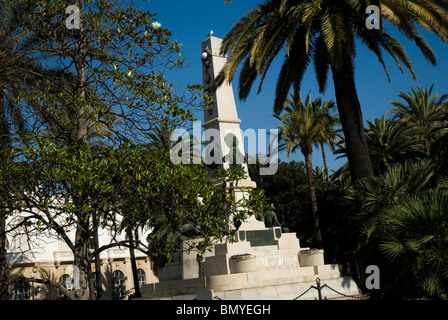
[147,116,202,164]
[349,159,436,232]
[380,188,448,299]
[216,0,448,182]
[0,0,44,142]
[365,116,427,175]
[276,91,334,248]
[348,159,447,298]
[389,84,448,152]
[313,166,327,182]
[333,113,430,182]
[0,0,92,299]
[314,101,340,182]
[0,0,57,299]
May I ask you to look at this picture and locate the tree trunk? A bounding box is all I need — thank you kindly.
[0,207,8,300]
[77,47,88,145]
[92,212,102,300]
[303,149,323,248]
[127,227,141,298]
[73,217,91,300]
[76,0,88,145]
[331,58,374,181]
[320,142,330,182]
[71,9,89,300]
[0,91,10,300]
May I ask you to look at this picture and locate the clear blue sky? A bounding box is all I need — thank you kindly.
[139,0,448,172]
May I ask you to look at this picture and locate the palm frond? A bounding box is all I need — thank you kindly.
[313,34,331,93]
[274,27,311,114]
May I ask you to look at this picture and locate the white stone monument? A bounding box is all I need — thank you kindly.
[140,35,362,300]
[200,35,263,231]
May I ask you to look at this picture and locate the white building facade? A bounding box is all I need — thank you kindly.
[5,214,157,300]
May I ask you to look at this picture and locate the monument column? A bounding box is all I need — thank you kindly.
[201,35,262,230]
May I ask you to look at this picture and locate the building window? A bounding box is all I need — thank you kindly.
[137,269,146,288]
[112,270,126,300]
[13,280,30,300]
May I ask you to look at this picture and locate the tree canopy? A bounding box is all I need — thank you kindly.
[0,0,253,300]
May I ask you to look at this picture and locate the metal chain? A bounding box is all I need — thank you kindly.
[293,279,370,300]
[324,284,369,299]
[200,279,369,300]
[293,286,314,300]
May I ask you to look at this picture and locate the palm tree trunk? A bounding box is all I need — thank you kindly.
[320,142,330,182]
[304,150,323,248]
[331,58,374,181]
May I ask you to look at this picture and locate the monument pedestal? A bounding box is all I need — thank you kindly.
[140,224,362,300]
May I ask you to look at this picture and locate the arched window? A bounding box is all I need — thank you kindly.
[13,280,30,300]
[112,270,126,300]
[58,274,70,300]
[137,269,146,288]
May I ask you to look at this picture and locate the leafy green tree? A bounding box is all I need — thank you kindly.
[275,92,335,248]
[120,112,201,299]
[216,0,448,182]
[336,84,448,180]
[1,0,206,300]
[249,160,312,242]
[20,0,199,145]
[3,138,247,300]
[103,143,247,277]
[3,138,116,300]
